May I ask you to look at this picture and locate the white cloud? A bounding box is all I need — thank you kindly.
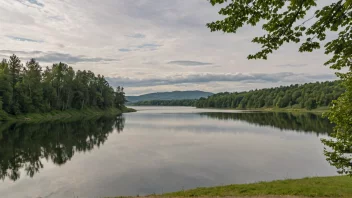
[0,0,336,95]
[167,61,213,66]
[126,33,146,38]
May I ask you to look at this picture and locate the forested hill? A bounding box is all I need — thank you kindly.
[126,91,213,103]
[0,55,126,119]
[131,99,197,106]
[196,81,344,110]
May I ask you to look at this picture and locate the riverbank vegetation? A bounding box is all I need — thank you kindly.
[0,107,134,122]
[196,81,344,110]
[0,55,128,121]
[131,81,343,112]
[160,176,351,198]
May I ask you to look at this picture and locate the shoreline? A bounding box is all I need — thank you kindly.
[0,106,136,123]
[199,107,329,114]
[149,176,351,198]
[128,105,329,114]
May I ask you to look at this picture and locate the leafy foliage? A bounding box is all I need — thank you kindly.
[207,0,352,70]
[196,81,344,110]
[322,72,352,175]
[0,55,126,116]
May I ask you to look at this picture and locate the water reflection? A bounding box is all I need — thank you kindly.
[0,108,339,197]
[199,112,333,134]
[0,116,125,181]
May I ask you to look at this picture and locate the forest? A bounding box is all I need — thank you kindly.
[196,81,344,110]
[131,99,197,106]
[0,55,126,117]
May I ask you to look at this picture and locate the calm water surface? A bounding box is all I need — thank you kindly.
[0,106,337,198]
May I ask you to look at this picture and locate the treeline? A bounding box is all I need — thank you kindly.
[131,99,197,106]
[200,112,333,134]
[196,81,344,110]
[0,116,124,181]
[0,55,126,116]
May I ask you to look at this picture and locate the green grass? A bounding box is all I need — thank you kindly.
[0,106,136,122]
[158,176,352,197]
[122,106,137,113]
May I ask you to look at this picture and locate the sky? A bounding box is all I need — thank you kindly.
[0,0,337,95]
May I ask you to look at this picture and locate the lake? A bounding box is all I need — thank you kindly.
[0,106,337,198]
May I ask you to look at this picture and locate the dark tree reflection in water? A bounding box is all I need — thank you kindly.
[0,116,125,181]
[199,112,333,135]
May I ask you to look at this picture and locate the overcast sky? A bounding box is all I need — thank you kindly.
[0,0,337,95]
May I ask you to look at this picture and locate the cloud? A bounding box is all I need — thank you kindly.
[27,0,44,7]
[7,36,43,43]
[116,0,215,30]
[167,60,213,66]
[35,53,118,64]
[0,50,42,55]
[137,43,161,49]
[16,0,44,7]
[118,43,161,52]
[106,72,337,88]
[0,50,118,64]
[143,61,159,65]
[119,48,132,52]
[276,64,308,67]
[126,33,146,38]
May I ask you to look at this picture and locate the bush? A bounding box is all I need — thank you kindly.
[0,110,9,121]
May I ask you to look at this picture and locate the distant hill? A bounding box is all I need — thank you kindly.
[126,91,213,103]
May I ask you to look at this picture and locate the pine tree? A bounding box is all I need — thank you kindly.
[8,55,23,114]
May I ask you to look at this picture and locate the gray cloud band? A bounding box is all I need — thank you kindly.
[0,50,117,64]
[106,73,336,87]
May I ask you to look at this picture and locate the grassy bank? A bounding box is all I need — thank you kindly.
[156,176,351,198]
[0,106,136,122]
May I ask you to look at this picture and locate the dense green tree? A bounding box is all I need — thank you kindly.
[322,72,352,175]
[42,66,58,110]
[132,81,343,110]
[8,55,23,114]
[0,55,127,118]
[304,98,317,110]
[21,59,43,112]
[115,86,127,109]
[196,81,344,110]
[0,59,12,113]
